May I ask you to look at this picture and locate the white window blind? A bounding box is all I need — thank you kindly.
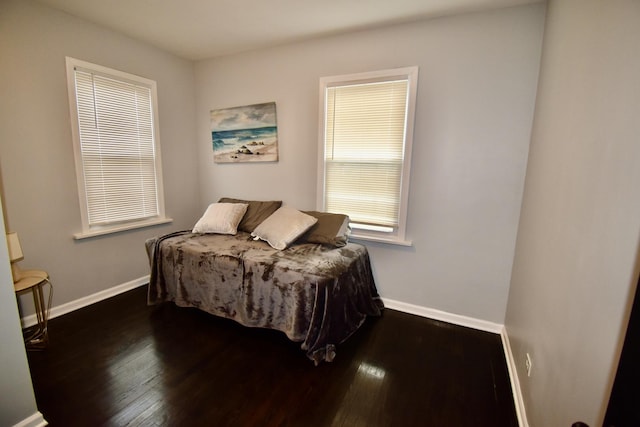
[325,80,408,228]
[319,67,418,245]
[67,57,168,238]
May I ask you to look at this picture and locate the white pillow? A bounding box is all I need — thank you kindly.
[192,203,248,234]
[251,206,318,250]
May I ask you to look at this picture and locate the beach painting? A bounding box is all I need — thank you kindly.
[211,102,278,163]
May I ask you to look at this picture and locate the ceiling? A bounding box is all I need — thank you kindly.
[36,0,541,61]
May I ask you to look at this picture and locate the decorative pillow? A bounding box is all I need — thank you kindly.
[300,211,351,247]
[251,206,318,250]
[218,197,282,232]
[192,202,248,235]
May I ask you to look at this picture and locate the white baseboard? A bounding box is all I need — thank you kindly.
[501,329,529,427]
[21,275,149,328]
[381,298,504,334]
[382,297,528,427]
[12,411,47,427]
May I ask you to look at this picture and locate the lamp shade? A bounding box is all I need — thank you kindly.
[6,232,24,262]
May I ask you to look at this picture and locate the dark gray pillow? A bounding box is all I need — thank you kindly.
[218,197,282,233]
[300,211,350,247]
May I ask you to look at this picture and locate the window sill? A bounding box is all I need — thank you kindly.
[73,217,173,240]
[349,233,413,247]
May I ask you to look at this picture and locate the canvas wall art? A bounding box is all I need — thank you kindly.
[211,102,278,163]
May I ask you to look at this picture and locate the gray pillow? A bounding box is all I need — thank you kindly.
[218,197,282,232]
[300,211,350,247]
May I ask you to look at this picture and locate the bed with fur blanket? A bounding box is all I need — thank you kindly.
[146,228,384,364]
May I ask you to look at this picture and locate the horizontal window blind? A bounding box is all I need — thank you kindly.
[324,79,409,227]
[74,68,160,226]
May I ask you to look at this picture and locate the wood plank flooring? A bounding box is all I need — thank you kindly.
[26,286,518,427]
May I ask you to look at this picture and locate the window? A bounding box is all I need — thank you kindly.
[66,57,170,239]
[318,67,418,245]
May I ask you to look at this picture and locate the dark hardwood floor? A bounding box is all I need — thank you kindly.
[26,286,518,427]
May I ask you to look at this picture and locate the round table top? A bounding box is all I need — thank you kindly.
[14,270,49,293]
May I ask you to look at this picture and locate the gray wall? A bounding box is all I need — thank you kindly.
[0,0,200,313]
[0,0,545,326]
[0,198,40,427]
[505,0,640,425]
[194,4,546,323]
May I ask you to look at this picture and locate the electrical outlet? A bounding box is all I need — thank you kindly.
[525,353,532,377]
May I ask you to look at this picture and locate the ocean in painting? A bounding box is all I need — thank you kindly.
[212,126,277,155]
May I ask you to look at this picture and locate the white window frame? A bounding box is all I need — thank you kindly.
[317,66,418,246]
[66,57,171,239]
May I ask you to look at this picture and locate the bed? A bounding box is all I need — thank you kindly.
[146,201,384,364]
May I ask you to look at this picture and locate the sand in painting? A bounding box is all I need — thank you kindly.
[214,139,278,163]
